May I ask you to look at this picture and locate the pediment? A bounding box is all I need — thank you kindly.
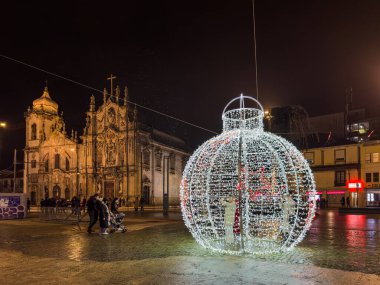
[41,131,75,148]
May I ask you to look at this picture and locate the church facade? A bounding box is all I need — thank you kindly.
[24,82,189,206]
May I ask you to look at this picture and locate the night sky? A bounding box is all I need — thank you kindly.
[1,0,380,168]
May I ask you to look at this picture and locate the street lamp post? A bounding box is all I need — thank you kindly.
[0,121,7,163]
[163,156,169,216]
[356,183,359,208]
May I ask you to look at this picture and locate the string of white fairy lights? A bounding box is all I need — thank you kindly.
[180,95,316,255]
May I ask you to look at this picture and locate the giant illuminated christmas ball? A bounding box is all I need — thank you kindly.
[180,95,316,255]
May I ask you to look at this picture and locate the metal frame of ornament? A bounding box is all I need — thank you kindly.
[180,95,316,255]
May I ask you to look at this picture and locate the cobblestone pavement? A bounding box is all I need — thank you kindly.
[0,209,379,285]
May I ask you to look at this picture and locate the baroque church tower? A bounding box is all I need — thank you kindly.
[24,86,79,203]
[83,81,137,199]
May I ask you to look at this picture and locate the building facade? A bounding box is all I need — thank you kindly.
[362,140,380,206]
[303,140,380,207]
[24,84,189,205]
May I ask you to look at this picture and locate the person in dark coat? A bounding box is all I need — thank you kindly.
[134,197,139,212]
[27,198,31,212]
[81,197,87,213]
[140,196,145,211]
[86,193,99,234]
[99,197,110,235]
[111,198,120,215]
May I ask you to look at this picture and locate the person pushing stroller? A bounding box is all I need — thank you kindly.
[109,198,127,233]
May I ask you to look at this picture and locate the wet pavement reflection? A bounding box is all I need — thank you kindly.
[300,209,380,274]
[0,209,379,275]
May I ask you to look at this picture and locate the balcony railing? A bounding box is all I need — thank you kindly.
[334,180,346,187]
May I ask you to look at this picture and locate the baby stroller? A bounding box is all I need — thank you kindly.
[109,212,127,233]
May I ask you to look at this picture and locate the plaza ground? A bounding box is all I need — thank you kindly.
[0,209,380,285]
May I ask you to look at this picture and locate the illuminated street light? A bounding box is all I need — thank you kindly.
[0,122,6,128]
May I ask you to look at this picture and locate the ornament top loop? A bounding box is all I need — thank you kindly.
[222,94,264,115]
[222,94,264,131]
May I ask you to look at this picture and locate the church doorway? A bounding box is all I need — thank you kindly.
[104,181,115,199]
[143,186,150,205]
[53,185,61,199]
[64,188,70,201]
[31,191,37,205]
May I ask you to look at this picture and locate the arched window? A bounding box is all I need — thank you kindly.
[169,153,175,174]
[31,123,37,140]
[54,154,60,169]
[143,149,150,167]
[65,187,70,200]
[44,159,49,172]
[155,149,162,171]
[96,151,102,168]
[65,158,70,171]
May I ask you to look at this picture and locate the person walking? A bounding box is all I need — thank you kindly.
[140,196,145,211]
[134,197,139,212]
[86,193,99,234]
[99,197,110,235]
[346,196,350,208]
[81,197,87,213]
[27,198,31,213]
[340,196,345,208]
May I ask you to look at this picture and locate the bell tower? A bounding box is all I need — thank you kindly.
[24,85,62,202]
[25,85,61,148]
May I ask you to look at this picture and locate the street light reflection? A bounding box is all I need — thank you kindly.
[67,235,83,261]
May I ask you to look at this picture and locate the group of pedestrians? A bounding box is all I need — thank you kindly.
[316,197,328,209]
[87,194,120,235]
[134,196,145,211]
[39,196,87,214]
[340,196,350,208]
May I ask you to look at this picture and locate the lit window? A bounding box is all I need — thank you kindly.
[335,149,345,164]
[366,153,379,163]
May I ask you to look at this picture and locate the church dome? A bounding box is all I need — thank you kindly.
[32,87,58,114]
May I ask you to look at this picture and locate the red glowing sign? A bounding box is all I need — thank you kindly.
[327,191,345,195]
[346,179,364,191]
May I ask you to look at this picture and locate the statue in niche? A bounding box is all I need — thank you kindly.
[106,143,116,165]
